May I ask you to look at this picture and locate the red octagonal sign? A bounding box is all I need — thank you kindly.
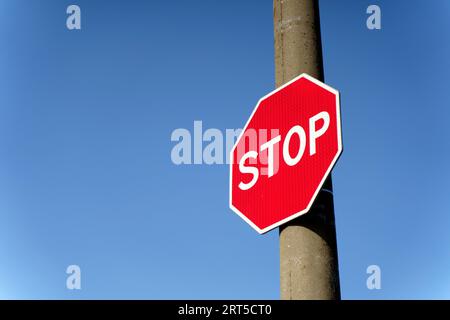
[229,74,342,234]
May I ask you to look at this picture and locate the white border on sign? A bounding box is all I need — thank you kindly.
[229,73,343,234]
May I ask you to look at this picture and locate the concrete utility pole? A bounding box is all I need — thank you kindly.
[274,0,341,300]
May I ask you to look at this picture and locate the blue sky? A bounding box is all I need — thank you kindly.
[0,0,450,299]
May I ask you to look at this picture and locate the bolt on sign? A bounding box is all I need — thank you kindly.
[229,74,342,234]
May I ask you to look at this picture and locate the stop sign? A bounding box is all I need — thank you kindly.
[229,74,342,234]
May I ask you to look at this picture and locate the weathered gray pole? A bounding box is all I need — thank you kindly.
[274,0,341,300]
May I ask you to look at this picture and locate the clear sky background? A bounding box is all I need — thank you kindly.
[1,0,450,299]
